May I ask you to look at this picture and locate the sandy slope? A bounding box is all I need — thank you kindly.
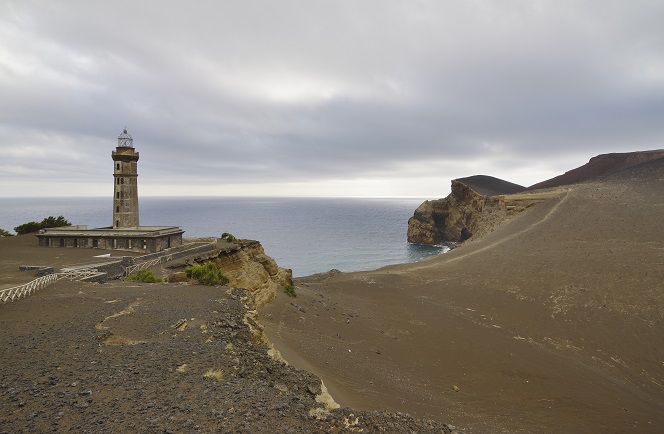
[261,158,664,433]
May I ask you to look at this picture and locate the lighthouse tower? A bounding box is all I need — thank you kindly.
[112,128,140,228]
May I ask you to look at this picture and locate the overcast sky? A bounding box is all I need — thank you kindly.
[1,0,662,198]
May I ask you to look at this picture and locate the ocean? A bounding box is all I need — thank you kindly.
[0,197,447,277]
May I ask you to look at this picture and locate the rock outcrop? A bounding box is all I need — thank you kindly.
[214,240,292,309]
[407,176,526,245]
[167,239,292,309]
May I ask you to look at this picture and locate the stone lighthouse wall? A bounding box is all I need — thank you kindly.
[112,146,140,228]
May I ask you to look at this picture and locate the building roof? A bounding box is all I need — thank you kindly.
[36,226,184,238]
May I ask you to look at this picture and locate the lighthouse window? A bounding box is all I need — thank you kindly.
[116,163,120,170]
[116,206,119,213]
[116,192,120,199]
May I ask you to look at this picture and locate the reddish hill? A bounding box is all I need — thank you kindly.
[528,149,664,190]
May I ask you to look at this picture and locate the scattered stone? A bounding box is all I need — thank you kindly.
[0,277,460,434]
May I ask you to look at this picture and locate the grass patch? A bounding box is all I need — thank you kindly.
[127,269,162,283]
[284,284,297,298]
[185,262,229,286]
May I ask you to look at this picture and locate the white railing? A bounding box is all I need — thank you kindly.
[60,260,119,273]
[0,268,110,304]
[58,270,106,281]
[124,254,173,277]
[124,239,218,277]
[0,274,59,304]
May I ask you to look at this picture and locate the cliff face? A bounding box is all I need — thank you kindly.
[214,240,292,309]
[167,239,292,309]
[407,175,528,245]
[408,180,495,244]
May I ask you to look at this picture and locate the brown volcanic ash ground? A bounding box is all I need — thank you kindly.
[261,158,664,433]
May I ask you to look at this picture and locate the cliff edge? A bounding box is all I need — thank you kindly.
[407,175,526,245]
[166,239,292,309]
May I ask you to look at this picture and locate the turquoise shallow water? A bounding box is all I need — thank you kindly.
[0,197,446,277]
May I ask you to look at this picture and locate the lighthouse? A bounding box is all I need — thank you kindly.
[112,128,140,228]
[37,128,184,253]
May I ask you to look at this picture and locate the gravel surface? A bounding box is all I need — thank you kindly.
[0,279,458,433]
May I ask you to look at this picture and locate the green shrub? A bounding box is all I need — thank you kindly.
[14,215,71,235]
[0,229,13,237]
[284,284,297,298]
[127,269,162,283]
[185,262,229,286]
[221,232,237,242]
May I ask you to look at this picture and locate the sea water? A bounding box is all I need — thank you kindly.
[0,197,447,277]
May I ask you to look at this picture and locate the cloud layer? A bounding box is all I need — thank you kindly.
[1,0,663,197]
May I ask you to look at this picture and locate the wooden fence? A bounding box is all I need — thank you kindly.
[0,273,59,304]
[0,269,107,305]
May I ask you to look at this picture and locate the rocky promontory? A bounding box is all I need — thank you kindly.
[407,175,526,245]
[408,150,664,246]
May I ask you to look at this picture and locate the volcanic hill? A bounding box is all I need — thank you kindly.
[529,149,664,190]
[262,154,664,433]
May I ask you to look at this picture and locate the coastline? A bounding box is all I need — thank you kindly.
[259,176,664,433]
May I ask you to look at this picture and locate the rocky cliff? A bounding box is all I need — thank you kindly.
[407,176,526,245]
[167,239,292,309]
[214,240,292,309]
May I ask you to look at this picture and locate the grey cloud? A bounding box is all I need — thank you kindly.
[1,0,663,195]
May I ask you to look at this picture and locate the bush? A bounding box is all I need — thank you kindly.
[14,215,71,235]
[284,284,297,298]
[185,262,229,286]
[127,269,162,283]
[0,229,13,237]
[221,232,237,242]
